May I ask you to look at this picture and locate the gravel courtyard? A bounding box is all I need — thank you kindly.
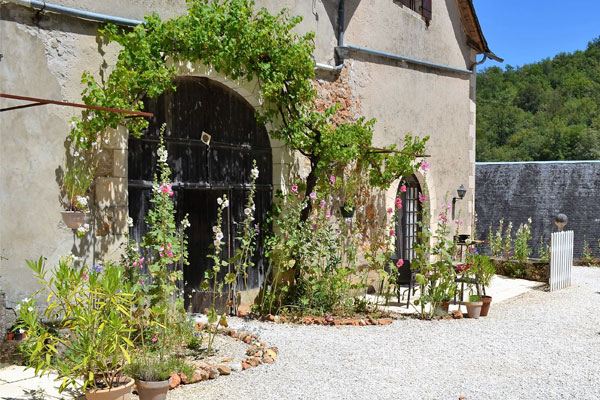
[172,266,600,400]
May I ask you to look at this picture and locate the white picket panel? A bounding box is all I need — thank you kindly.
[550,230,573,291]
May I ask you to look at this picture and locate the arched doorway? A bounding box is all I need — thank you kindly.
[396,175,422,261]
[128,77,272,312]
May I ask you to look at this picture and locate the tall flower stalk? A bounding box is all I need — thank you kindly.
[202,194,229,354]
[227,161,260,314]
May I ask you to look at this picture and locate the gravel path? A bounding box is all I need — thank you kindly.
[171,267,600,400]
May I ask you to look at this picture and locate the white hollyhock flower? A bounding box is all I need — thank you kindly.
[222,199,229,208]
[244,208,252,215]
[216,232,224,240]
[212,226,219,233]
[127,217,133,227]
[217,197,223,205]
[250,167,259,179]
[214,239,221,246]
[73,151,79,157]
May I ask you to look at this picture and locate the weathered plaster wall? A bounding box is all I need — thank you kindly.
[476,161,600,259]
[0,0,479,308]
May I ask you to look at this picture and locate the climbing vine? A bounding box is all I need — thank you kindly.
[69,0,427,218]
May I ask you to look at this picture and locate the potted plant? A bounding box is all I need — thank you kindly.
[59,139,95,236]
[18,256,136,399]
[125,355,173,400]
[471,254,495,316]
[465,293,483,318]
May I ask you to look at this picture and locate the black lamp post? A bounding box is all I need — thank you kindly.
[452,184,467,220]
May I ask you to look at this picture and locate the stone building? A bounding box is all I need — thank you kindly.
[0,0,499,318]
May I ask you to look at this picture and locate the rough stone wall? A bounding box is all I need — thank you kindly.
[475,161,600,259]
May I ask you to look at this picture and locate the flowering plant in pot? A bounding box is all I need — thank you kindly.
[413,193,458,318]
[59,146,94,236]
[18,255,136,399]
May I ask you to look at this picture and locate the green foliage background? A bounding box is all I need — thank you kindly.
[476,37,600,161]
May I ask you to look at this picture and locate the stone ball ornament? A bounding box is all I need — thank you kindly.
[554,213,568,231]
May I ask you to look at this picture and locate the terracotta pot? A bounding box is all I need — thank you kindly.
[480,296,492,317]
[85,378,134,400]
[465,301,483,319]
[440,301,450,312]
[135,378,171,400]
[6,332,14,340]
[61,211,89,229]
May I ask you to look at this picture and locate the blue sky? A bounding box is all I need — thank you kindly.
[473,0,600,71]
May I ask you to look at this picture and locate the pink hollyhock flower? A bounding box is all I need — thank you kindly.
[139,279,144,285]
[312,224,318,230]
[320,200,326,208]
[81,272,89,281]
[133,261,138,267]
[285,233,290,239]
[396,259,404,267]
[418,192,428,203]
[152,337,158,343]
[420,161,430,171]
[395,198,403,209]
[291,185,298,193]
[389,230,396,236]
[139,257,145,265]
[160,183,173,196]
[326,210,331,218]
[309,192,317,200]
[400,185,407,193]
[330,175,336,185]
[387,207,393,214]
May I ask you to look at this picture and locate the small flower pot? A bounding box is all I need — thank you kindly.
[465,301,483,319]
[480,295,492,317]
[6,332,14,341]
[340,205,355,218]
[135,378,171,400]
[440,301,450,312]
[85,378,134,400]
[61,211,89,229]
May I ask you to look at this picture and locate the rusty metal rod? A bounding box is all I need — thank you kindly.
[0,93,153,117]
[0,102,45,112]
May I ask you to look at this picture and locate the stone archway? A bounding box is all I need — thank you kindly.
[128,77,272,312]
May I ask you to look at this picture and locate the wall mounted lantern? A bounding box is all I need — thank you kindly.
[452,184,467,220]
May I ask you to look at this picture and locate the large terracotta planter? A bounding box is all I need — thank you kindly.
[480,296,492,317]
[465,301,483,319]
[61,211,89,229]
[135,378,171,400]
[85,378,134,400]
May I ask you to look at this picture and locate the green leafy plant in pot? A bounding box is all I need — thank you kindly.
[17,256,136,399]
[465,294,483,319]
[470,253,495,316]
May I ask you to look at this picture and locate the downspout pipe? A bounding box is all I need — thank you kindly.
[6,0,143,27]
[315,0,344,72]
[336,44,473,75]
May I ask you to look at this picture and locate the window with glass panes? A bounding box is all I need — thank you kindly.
[396,176,422,261]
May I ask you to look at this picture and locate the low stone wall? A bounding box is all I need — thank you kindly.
[492,259,550,283]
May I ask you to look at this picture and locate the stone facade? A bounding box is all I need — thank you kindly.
[475,161,600,259]
[0,0,491,309]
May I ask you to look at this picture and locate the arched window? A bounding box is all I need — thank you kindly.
[396,175,422,261]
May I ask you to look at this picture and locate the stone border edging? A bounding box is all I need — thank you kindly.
[167,324,278,390]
